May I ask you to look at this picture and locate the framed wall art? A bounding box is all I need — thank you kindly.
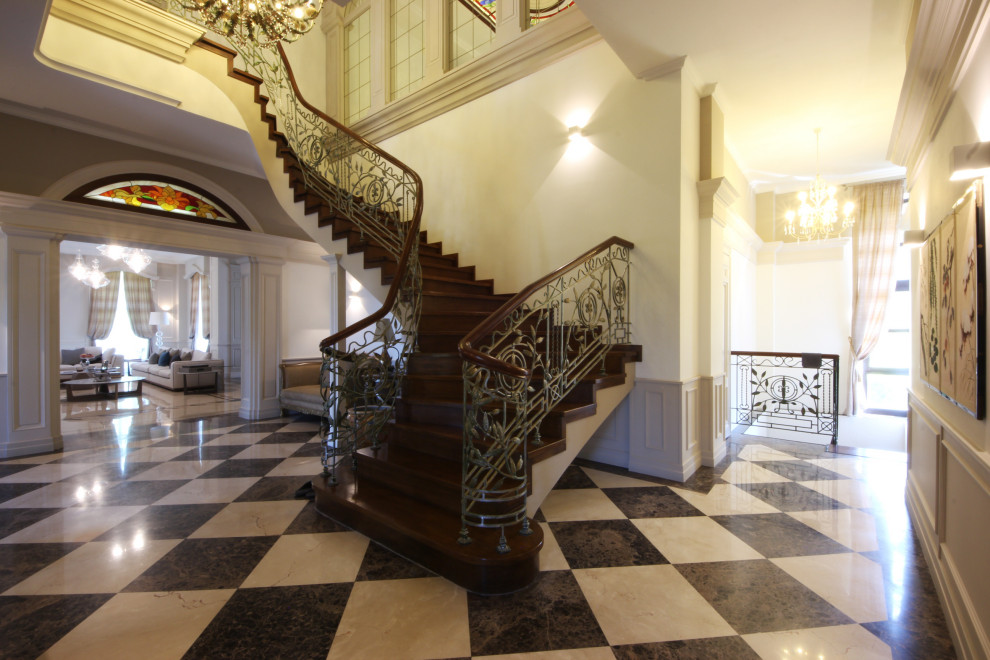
[918,179,985,418]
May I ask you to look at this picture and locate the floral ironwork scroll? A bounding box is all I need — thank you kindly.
[730,351,839,446]
[167,2,423,481]
[459,238,632,553]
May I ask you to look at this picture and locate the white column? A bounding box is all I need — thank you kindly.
[697,177,737,467]
[322,253,347,352]
[2,227,62,457]
[238,256,284,420]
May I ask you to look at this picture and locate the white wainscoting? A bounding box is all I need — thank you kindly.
[906,392,990,659]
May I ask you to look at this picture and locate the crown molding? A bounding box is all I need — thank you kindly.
[888,0,990,184]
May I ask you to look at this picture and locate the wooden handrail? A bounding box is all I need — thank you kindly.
[267,43,425,353]
[458,236,634,379]
[731,351,840,360]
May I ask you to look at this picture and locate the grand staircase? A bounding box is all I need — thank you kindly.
[189,38,640,594]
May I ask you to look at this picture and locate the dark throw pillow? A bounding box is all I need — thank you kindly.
[158,351,174,367]
[148,352,160,364]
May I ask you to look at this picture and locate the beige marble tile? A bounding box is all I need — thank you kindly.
[3,539,179,595]
[327,577,470,660]
[0,506,145,544]
[0,462,97,483]
[743,623,892,660]
[720,461,792,484]
[230,443,304,460]
[573,565,734,645]
[632,516,763,563]
[0,481,109,509]
[772,553,888,623]
[278,421,321,432]
[539,489,626,522]
[189,500,308,538]
[128,460,224,481]
[41,589,235,660]
[797,479,875,508]
[266,456,325,477]
[475,648,616,660]
[670,484,780,516]
[787,508,879,552]
[154,477,261,505]
[537,521,569,571]
[581,467,658,489]
[736,444,801,462]
[241,532,369,587]
[205,432,274,446]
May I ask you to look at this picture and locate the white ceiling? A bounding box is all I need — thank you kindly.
[575,0,912,192]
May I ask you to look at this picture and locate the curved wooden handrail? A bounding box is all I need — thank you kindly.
[268,44,424,353]
[458,236,634,379]
[731,351,840,360]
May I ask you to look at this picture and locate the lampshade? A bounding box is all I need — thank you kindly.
[149,311,171,327]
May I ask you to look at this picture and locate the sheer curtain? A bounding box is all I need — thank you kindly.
[87,271,121,341]
[202,274,211,343]
[848,180,904,414]
[123,272,154,342]
[189,272,201,341]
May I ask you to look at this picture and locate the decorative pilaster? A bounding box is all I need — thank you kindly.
[2,228,63,457]
[495,0,526,47]
[238,256,284,420]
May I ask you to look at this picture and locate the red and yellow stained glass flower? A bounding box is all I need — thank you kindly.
[147,185,191,212]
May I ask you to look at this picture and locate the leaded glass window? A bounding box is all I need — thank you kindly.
[530,0,574,25]
[344,10,372,124]
[391,0,426,101]
[449,0,494,69]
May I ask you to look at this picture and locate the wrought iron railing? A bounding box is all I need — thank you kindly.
[458,237,632,552]
[730,351,839,446]
[167,3,423,482]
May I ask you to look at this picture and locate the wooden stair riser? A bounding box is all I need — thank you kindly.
[354,446,462,515]
[422,293,512,314]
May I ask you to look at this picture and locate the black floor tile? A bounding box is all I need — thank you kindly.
[0,482,46,504]
[467,571,608,656]
[735,482,848,511]
[356,541,434,581]
[173,445,250,461]
[182,583,352,660]
[753,459,847,481]
[93,503,227,542]
[258,431,317,444]
[0,543,84,592]
[676,559,853,634]
[0,464,44,477]
[550,519,669,569]
[553,465,599,489]
[227,423,288,435]
[284,502,349,535]
[0,593,113,659]
[612,636,762,659]
[122,536,278,591]
[291,443,324,458]
[0,508,61,539]
[711,513,852,557]
[235,476,312,502]
[94,479,189,506]
[198,459,284,479]
[603,486,705,518]
[59,461,160,484]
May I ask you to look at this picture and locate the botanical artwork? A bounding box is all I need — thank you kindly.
[919,180,985,418]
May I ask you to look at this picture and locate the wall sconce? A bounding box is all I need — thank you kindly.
[568,126,586,142]
[950,141,990,180]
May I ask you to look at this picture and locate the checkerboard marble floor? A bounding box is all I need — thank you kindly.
[0,401,956,659]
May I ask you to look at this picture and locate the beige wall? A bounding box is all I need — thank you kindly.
[281,260,332,359]
[904,16,990,659]
[380,41,686,381]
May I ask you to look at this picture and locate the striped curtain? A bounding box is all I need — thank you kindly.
[202,274,211,340]
[123,272,154,339]
[87,271,121,341]
[189,272,201,340]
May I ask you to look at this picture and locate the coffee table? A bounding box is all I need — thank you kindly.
[63,376,145,401]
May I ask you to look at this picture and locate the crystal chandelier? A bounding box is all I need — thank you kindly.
[69,252,110,289]
[784,129,855,241]
[184,0,324,48]
[97,245,152,274]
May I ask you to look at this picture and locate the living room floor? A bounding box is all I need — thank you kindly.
[0,384,957,659]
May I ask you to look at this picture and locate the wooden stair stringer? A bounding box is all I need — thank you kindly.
[182,40,390,302]
[527,361,636,515]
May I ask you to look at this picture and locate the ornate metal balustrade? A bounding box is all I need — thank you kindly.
[458,237,633,552]
[166,2,423,482]
[730,351,839,447]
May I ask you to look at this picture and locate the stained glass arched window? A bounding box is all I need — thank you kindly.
[66,175,250,230]
[530,0,574,25]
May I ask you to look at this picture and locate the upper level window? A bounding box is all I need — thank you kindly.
[345,10,373,124]
[390,0,426,101]
[66,175,248,230]
[449,0,494,69]
[529,0,574,25]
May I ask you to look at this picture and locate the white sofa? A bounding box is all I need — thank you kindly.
[130,349,224,391]
[60,346,124,372]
